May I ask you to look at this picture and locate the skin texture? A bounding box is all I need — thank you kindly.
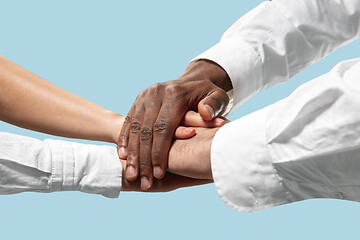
[119,60,233,190]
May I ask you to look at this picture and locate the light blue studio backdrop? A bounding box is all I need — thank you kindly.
[0,0,359,239]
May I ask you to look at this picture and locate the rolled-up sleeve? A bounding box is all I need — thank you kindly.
[193,0,360,114]
[211,59,360,212]
[0,132,122,198]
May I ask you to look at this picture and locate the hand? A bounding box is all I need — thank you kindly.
[167,127,220,180]
[121,118,219,191]
[121,124,227,191]
[118,60,232,190]
[121,110,227,190]
[121,160,212,192]
[122,118,229,191]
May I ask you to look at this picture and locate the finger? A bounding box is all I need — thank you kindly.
[152,104,185,180]
[174,126,196,139]
[118,107,136,159]
[182,110,227,127]
[139,112,158,191]
[121,163,213,192]
[150,173,213,192]
[125,112,143,182]
[198,88,229,121]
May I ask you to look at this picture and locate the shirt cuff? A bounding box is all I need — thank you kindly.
[45,139,122,198]
[211,107,290,212]
[192,39,262,115]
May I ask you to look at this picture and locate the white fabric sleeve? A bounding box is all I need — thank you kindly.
[0,132,122,198]
[211,58,360,212]
[192,0,360,114]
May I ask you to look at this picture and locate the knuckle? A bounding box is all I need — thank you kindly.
[166,85,182,95]
[152,83,163,92]
[124,115,133,124]
[145,99,156,108]
[140,127,152,142]
[153,120,168,134]
[207,90,228,107]
[119,134,127,143]
[209,95,222,108]
[139,161,151,172]
[130,122,141,134]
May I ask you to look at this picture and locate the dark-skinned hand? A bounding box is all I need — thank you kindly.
[118,60,233,190]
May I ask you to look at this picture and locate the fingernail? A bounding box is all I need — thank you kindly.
[153,166,163,179]
[126,166,136,178]
[118,147,127,158]
[214,118,224,125]
[205,104,215,118]
[141,176,151,190]
[184,128,194,133]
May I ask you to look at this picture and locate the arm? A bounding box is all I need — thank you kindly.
[0,130,211,196]
[193,0,360,112]
[0,55,223,162]
[119,60,231,190]
[0,131,122,197]
[0,55,123,143]
[119,0,360,190]
[0,109,224,195]
[176,58,360,212]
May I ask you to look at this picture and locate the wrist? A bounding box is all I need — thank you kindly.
[179,60,233,92]
[105,111,125,144]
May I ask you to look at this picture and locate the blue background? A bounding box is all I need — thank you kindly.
[0,0,359,239]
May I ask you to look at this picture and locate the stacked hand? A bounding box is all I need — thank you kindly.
[121,123,226,192]
[0,55,232,194]
[118,60,232,190]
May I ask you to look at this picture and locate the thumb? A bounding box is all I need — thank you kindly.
[198,88,229,121]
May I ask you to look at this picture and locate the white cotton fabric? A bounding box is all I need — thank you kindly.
[201,0,360,212]
[0,132,122,197]
[193,0,360,114]
[212,59,360,212]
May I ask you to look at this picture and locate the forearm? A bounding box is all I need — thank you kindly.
[211,58,360,212]
[0,55,123,143]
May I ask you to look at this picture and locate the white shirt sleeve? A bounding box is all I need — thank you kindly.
[192,0,360,114]
[211,58,360,212]
[0,132,122,198]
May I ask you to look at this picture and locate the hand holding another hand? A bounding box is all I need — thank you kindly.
[118,60,232,190]
[121,124,226,192]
